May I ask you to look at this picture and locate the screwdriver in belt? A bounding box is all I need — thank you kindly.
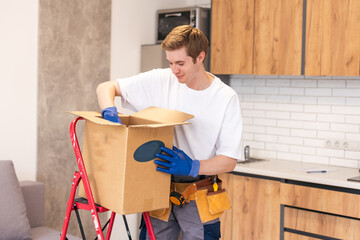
[212,175,218,192]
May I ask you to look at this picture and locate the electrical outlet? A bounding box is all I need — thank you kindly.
[324,139,360,151]
[346,140,360,151]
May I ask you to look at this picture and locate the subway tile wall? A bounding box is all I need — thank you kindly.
[230,75,360,168]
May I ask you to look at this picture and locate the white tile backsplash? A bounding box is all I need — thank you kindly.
[346,115,360,124]
[346,80,360,87]
[304,105,331,113]
[317,131,345,139]
[317,113,345,123]
[331,123,359,133]
[347,97,360,106]
[332,106,360,115]
[303,122,330,131]
[277,152,303,162]
[267,127,290,136]
[279,136,303,145]
[303,138,323,147]
[266,111,290,120]
[291,96,317,104]
[279,87,304,95]
[318,97,346,105]
[266,95,291,103]
[305,88,332,96]
[318,80,346,88]
[231,75,360,168]
[291,79,317,87]
[291,129,317,138]
[291,112,316,121]
[333,88,360,97]
[278,120,303,129]
[256,87,279,95]
[266,79,290,87]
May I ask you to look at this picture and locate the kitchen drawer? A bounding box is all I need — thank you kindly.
[284,206,360,239]
[284,232,318,240]
[280,182,360,218]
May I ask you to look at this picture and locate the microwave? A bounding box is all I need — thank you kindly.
[156,7,211,43]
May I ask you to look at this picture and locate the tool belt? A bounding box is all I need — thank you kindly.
[149,176,231,223]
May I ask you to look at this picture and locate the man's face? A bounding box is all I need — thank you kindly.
[166,46,202,85]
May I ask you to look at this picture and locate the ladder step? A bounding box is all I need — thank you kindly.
[74,197,110,213]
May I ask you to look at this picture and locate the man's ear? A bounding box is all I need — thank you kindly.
[197,51,206,63]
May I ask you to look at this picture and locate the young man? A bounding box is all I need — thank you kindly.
[97,25,242,240]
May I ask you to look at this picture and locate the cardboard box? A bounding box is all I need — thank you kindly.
[70,107,193,215]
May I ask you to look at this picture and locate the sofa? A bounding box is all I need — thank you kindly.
[0,160,80,240]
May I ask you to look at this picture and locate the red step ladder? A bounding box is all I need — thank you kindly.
[60,117,156,240]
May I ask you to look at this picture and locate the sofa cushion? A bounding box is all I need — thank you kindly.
[31,226,81,240]
[0,160,32,240]
[20,181,45,228]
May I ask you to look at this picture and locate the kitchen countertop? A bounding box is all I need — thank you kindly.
[233,159,360,191]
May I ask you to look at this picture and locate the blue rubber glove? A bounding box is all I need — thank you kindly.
[155,146,200,177]
[101,106,122,124]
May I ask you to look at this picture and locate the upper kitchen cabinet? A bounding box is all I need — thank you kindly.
[211,0,254,75]
[211,0,303,75]
[211,0,360,76]
[305,0,360,76]
[254,0,303,75]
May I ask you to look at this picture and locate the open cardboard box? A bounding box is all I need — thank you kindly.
[70,107,193,214]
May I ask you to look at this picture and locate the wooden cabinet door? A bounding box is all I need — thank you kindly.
[220,174,281,240]
[210,0,254,75]
[305,0,360,76]
[254,0,303,75]
[284,207,360,240]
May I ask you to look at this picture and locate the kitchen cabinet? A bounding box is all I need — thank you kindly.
[211,0,302,75]
[219,173,281,239]
[305,0,360,76]
[211,0,254,75]
[211,0,360,76]
[220,172,360,239]
[253,0,303,75]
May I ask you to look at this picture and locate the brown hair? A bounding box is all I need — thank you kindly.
[161,25,209,63]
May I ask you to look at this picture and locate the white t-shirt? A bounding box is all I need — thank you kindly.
[117,68,243,162]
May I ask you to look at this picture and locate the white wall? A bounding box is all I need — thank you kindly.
[0,0,38,181]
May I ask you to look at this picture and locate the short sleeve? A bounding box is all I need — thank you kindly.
[215,94,243,160]
[117,69,172,111]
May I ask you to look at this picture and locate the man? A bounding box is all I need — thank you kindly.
[96,25,242,240]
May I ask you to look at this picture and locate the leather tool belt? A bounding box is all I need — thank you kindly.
[170,176,221,206]
[149,176,231,223]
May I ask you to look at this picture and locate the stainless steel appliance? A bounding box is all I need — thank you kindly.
[141,7,211,72]
[156,7,211,43]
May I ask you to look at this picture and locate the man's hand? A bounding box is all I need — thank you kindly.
[101,106,122,124]
[155,146,200,177]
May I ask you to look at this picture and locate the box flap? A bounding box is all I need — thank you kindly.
[131,107,194,124]
[69,111,124,126]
